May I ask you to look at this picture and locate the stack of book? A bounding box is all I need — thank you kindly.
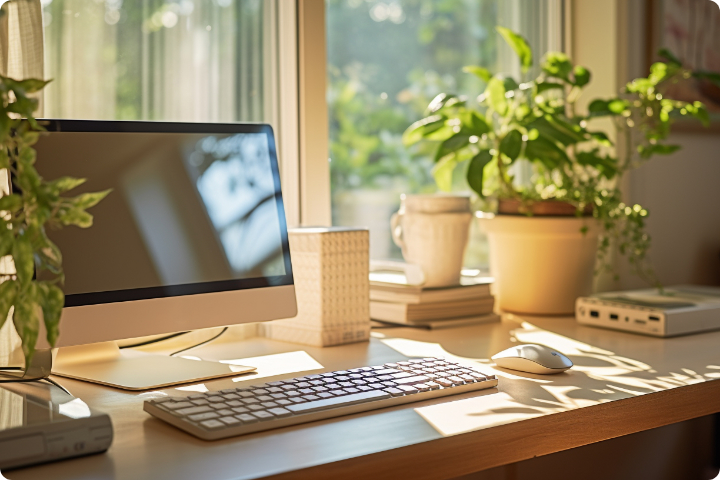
[369,270,497,329]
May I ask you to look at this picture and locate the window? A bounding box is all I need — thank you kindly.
[41,0,272,123]
[327,0,562,265]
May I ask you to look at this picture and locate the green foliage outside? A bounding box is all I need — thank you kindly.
[0,77,110,367]
[404,27,717,285]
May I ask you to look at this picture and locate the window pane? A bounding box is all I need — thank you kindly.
[42,0,269,123]
[327,0,560,265]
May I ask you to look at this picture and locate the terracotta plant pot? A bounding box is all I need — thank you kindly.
[479,200,600,315]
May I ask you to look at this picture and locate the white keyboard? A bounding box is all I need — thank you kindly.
[144,357,498,440]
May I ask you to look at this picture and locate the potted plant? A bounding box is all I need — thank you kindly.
[403,27,713,314]
[0,75,109,373]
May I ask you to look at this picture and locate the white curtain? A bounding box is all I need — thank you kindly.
[0,0,43,368]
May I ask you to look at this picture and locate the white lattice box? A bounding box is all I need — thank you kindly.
[263,227,370,347]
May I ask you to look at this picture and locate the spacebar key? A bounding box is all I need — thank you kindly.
[286,390,391,414]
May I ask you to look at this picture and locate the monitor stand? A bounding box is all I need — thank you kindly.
[52,342,255,391]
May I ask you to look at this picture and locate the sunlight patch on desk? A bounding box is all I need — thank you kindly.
[175,384,209,393]
[221,351,324,382]
[380,338,491,364]
[415,392,556,437]
[513,322,614,356]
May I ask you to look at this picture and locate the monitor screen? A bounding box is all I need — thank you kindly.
[33,120,293,307]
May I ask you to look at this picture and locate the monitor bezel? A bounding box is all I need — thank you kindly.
[32,119,294,308]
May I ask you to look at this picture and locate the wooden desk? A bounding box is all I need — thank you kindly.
[8,315,720,479]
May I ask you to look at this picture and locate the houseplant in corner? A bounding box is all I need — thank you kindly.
[0,75,109,373]
[403,27,711,314]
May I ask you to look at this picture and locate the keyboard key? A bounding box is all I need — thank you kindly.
[268,407,292,418]
[226,400,243,407]
[436,378,453,388]
[252,389,269,395]
[303,395,320,401]
[448,376,465,385]
[164,402,193,410]
[232,407,250,414]
[317,392,333,399]
[241,398,260,405]
[261,402,278,409]
[222,393,240,400]
[256,395,273,402]
[290,398,306,403]
[176,406,213,416]
[270,393,287,399]
[373,369,401,376]
[235,414,258,423]
[220,416,240,425]
[330,390,346,396]
[425,381,441,390]
[384,388,403,397]
[209,403,229,410]
[238,391,254,398]
[266,381,284,387]
[393,375,430,386]
[189,412,219,422]
[398,385,419,394]
[200,420,224,429]
[460,374,477,383]
[207,397,224,403]
[282,385,297,391]
[287,390,390,414]
[343,388,360,394]
[325,383,340,390]
[187,394,205,400]
[286,391,302,397]
[252,411,275,421]
[299,388,314,395]
[306,374,322,380]
[247,404,264,411]
[217,409,235,416]
[267,387,284,393]
[277,399,292,406]
[191,399,209,406]
[414,383,431,392]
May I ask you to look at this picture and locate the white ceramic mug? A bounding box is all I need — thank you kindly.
[391,194,472,287]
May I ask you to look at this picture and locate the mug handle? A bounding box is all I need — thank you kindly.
[390,212,405,250]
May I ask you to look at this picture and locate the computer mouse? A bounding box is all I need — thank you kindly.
[491,344,573,374]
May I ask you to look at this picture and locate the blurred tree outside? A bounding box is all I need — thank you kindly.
[327,0,556,264]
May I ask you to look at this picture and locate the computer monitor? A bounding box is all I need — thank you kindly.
[31,120,297,390]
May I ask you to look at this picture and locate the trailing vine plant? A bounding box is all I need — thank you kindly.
[403,27,714,286]
[0,76,110,368]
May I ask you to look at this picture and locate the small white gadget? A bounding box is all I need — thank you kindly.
[491,344,573,374]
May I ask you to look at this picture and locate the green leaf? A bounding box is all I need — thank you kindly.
[657,48,682,66]
[18,146,36,165]
[37,282,63,347]
[12,236,34,286]
[459,110,490,135]
[637,144,681,159]
[15,78,51,94]
[0,280,17,333]
[525,116,586,146]
[58,208,94,228]
[588,98,628,117]
[485,77,508,116]
[588,131,613,146]
[502,76,520,93]
[0,148,9,169]
[524,135,569,169]
[542,52,573,81]
[572,65,591,87]
[535,82,564,94]
[496,27,533,73]
[462,66,492,83]
[426,93,465,114]
[403,115,446,146]
[434,133,470,162]
[432,155,457,192]
[13,287,40,368]
[71,189,112,210]
[499,129,523,162]
[575,149,618,179]
[466,150,493,197]
[0,194,22,213]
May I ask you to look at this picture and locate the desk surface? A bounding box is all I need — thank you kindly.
[9,315,720,480]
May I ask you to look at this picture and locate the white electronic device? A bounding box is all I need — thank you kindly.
[491,344,573,374]
[576,285,720,337]
[0,387,112,470]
